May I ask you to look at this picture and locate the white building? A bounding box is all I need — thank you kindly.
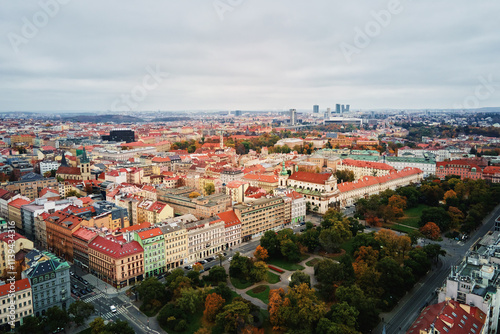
[185,216,225,263]
[217,210,242,250]
[274,188,306,224]
[0,278,33,329]
[39,161,60,175]
[384,156,436,178]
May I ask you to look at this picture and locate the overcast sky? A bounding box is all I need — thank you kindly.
[1,1,499,112]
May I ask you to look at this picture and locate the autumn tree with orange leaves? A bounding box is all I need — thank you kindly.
[253,245,269,262]
[203,293,225,322]
[420,222,441,240]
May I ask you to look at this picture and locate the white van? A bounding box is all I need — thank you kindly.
[110,305,117,313]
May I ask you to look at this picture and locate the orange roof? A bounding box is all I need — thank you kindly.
[0,278,31,297]
[120,222,152,233]
[72,227,98,241]
[137,227,163,240]
[483,166,500,175]
[8,198,31,209]
[288,171,332,184]
[341,158,394,170]
[217,210,242,228]
[338,168,422,192]
[243,173,278,183]
[89,236,143,259]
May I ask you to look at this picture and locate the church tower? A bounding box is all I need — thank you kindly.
[79,147,91,181]
[279,161,289,187]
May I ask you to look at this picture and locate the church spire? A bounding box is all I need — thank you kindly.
[60,151,69,167]
[280,161,288,176]
[80,147,90,164]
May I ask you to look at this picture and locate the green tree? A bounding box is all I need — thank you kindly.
[136,277,167,305]
[279,283,326,332]
[215,300,252,334]
[335,170,355,182]
[44,306,70,333]
[89,317,106,334]
[16,316,43,334]
[208,265,228,284]
[250,261,269,282]
[289,271,311,288]
[187,145,196,153]
[204,182,215,195]
[419,207,450,231]
[176,287,204,314]
[319,220,352,253]
[105,319,135,334]
[68,300,95,326]
[260,231,280,257]
[280,239,300,262]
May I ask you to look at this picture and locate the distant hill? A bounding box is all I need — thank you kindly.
[151,116,191,122]
[63,114,145,123]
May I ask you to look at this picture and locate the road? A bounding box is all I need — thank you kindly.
[376,203,500,334]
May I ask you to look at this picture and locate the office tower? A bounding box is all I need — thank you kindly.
[341,105,345,113]
[327,108,331,116]
[290,109,297,125]
[324,111,329,119]
[313,105,319,114]
[101,128,135,143]
[346,105,350,112]
[233,110,242,116]
[336,104,341,113]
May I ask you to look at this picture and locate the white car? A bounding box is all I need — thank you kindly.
[110,305,117,313]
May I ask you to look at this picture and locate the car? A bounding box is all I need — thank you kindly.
[71,289,78,295]
[299,222,306,226]
[70,271,74,276]
[200,260,207,264]
[110,305,117,313]
[199,269,205,273]
[80,289,88,295]
[74,291,81,298]
[82,279,89,285]
[300,228,305,232]
[227,257,233,262]
[52,327,64,333]
[158,274,165,279]
[223,252,227,256]
[72,284,79,290]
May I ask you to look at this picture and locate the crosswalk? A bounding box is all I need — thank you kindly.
[82,294,101,303]
[100,306,126,319]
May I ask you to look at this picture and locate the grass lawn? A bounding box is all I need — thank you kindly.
[268,258,305,271]
[230,276,253,289]
[305,258,320,267]
[77,329,91,334]
[266,271,280,284]
[400,204,428,228]
[387,223,416,234]
[247,285,270,304]
[341,238,356,255]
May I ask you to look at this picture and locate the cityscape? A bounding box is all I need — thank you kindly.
[2,2,500,334]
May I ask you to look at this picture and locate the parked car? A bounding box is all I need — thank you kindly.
[72,284,79,290]
[69,271,74,276]
[199,260,207,264]
[82,279,89,285]
[228,257,233,262]
[80,289,88,295]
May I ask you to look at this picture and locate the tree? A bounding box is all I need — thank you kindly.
[189,191,201,198]
[105,320,135,334]
[268,288,286,331]
[280,239,300,262]
[335,170,355,182]
[420,222,441,240]
[319,221,352,253]
[136,277,167,305]
[89,317,106,334]
[448,206,465,231]
[253,245,269,262]
[44,306,70,333]
[65,189,81,198]
[204,182,215,195]
[229,252,253,280]
[208,265,228,284]
[68,300,95,326]
[424,243,446,264]
[215,300,252,334]
[204,293,226,322]
[193,263,204,272]
[354,246,379,266]
[43,171,52,178]
[187,145,196,153]
[260,231,280,257]
[289,271,311,288]
[176,287,204,314]
[214,282,232,301]
[387,195,407,219]
[16,316,43,334]
[250,261,269,282]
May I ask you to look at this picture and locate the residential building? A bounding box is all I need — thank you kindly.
[39,161,60,175]
[45,211,83,262]
[383,156,436,178]
[158,219,188,270]
[242,174,279,192]
[274,189,306,224]
[337,158,394,179]
[438,231,500,333]
[88,236,144,288]
[217,210,242,250]
[233,197,285,241]
[220,169,244,185]
[0,190,27,220]
[0,232,34,278]
[436,159,484,180]
[136,200,173,225]
[0,278,33,330]
[407,299,487,334]
[8,198,31,231]
[185,217,225,263]
[22,250,71,317]
[5,178,58,200]
[71,227,98,271]
[483,166,500,183]
[225,180,249,204]
[20,198,73,241]
[132,227,165,278]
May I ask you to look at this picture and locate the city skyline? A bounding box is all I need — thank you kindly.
[1,1,499,112]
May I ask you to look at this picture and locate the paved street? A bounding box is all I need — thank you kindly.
[375,203,500,334]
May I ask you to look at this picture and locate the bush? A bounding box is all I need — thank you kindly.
[268,265,284,273]
[174,319,188,332]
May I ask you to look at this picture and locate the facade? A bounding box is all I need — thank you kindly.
[88,236,144,288]
[384,156,436,178]
[8,198,31,231]
[337,158,394,179]
[22,250,71,317]
[217,210,242,250]
[159,220,188,271]
[133,227,165,278]
[101,129,135,143]
[436,159,483,180]
[39,161,61,175]
[71,227,98,271]
[44,211,83,262]
[220,169,243,185]
[0,278,33,330]
[185,217,225,263]
[274,189,306,224]
[242,174,279,192]
[0,232,34,277]
[136,200,174,225]
[337,167,423,207]
[438,232,500,333]
[483,166,500,183]
[20,198,73,241]
[233,197,285,240]
[6,178,58,201]
[225,180,249,204]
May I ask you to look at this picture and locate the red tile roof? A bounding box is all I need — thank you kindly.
[120,222,152,233]
[57,166,81,175]
[483,166,500,175]
[0,278,31,297]
[8,198,31,209]
[89,236,143,259]
[0,231,27,242]
[338,168,422,193]
[288,171,332,184]
[243,173,278,183]
[341,158,394,171]
[217,210,242,228]
[72,227,98,241]
[137,227,163,240]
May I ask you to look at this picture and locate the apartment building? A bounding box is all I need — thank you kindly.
[274,189,306,225]
[436,159,485,180]
[225,180,249,204]
[133,227,165,278]
[8,198,31,231]
[384,156,436,178]
[185,217,225,263]
[6,178,58,200]
[22,249,71,317]
[0,278,33,330]
[0,232,34,278]
[159,220,188,270]
[136,200,173,225]
[337,158,394,179]
[71,227,98,271]
[233,197,285,241]
[44,211,83,262]
[88,236,144,288]
[217,210,242,250]
[242,174,279,192]
[20,198,73,241]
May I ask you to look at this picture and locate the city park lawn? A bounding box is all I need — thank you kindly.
[230,276,253,289]
[267,258,305,271]
[266,271,280,284]
[305,258,320,267]
[246,285,271,304]
[399,204,429,228]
